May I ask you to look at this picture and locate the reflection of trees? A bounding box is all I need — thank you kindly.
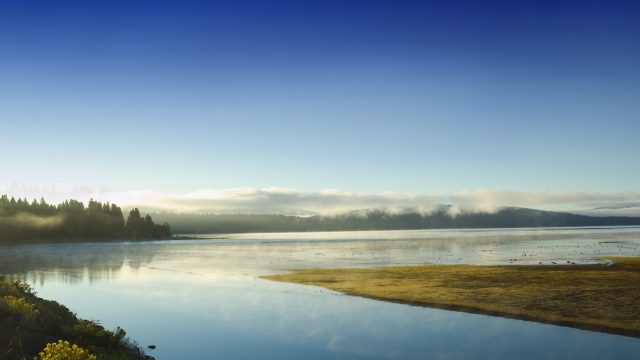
[0,243,158,285]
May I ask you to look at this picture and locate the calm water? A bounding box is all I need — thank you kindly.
[2,227,640,359]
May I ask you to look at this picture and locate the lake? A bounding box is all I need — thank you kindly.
[2,227,640,359]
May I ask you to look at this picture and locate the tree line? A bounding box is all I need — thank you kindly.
[0,195,171,243]
[151,206,640,234]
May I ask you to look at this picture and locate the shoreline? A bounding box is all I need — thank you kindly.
[0,276,150,359]
[263,257,640,339]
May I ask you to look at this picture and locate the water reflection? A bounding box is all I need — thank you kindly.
[1,227,640,359]
[0,242,157,285]
[4,226,640,281]
[19,265,640,359]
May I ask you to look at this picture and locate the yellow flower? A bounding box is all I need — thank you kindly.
[38,340,97,360]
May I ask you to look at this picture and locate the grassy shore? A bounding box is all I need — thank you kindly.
[264,257,640,338]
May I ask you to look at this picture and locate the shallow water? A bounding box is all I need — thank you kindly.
[2,227,640,359]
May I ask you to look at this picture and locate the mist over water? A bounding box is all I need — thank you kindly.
[0,212,66,229]
[2,227,640,359]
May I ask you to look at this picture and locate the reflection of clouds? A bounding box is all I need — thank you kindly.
[89,272,382,357]
[114,274,639,359]
[128,276,460,359]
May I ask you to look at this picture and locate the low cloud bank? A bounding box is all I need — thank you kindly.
[3,186,640,216]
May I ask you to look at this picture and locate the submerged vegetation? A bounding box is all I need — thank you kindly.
[265,257,640,338]
[0,276,149,359]
[0,195,170,243]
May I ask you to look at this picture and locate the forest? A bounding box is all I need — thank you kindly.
[0,195,171,243]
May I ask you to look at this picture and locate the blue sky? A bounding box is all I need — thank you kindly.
[1,1,639,212]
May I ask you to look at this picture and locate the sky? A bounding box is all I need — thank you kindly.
[1,0,639,214]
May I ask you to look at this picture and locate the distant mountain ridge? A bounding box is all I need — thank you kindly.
[151,206,640,234]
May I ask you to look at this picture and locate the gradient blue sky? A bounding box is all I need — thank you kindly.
[1,1,639,210]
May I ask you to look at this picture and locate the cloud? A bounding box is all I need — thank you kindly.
[117,187,447,215]
[449,189,640,213]
[3,185,640,216]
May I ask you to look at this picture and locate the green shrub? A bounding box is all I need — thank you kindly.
[73,320,112,347]
[0,278,35,298]
[0,278,19,297]
[0,282,15,296]
[12,280,35,295]
[2,295,39,320]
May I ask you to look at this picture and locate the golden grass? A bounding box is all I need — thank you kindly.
[264,257,640,338]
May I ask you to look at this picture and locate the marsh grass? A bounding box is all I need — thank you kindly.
[264,257,640,337]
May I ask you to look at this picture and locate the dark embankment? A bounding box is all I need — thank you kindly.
[0,275,149,359]
[264,257,640,338]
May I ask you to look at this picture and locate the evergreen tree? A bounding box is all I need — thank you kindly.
[0,196,170,243]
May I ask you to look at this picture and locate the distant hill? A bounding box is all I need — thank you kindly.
[151,206,640,234]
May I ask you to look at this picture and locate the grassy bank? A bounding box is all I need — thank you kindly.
[264,257,640,338]
[0,276,150,359]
